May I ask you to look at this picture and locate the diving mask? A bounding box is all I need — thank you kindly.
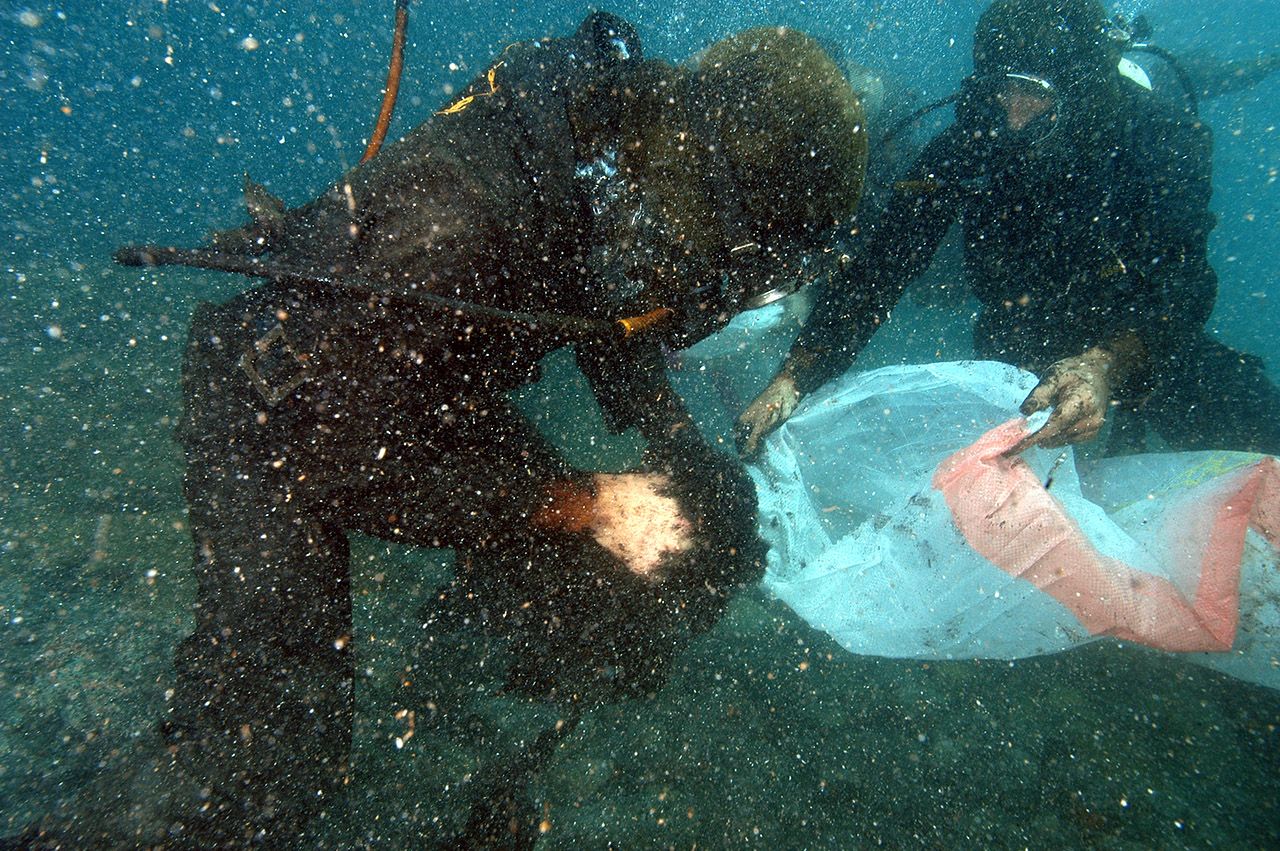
[962,71,1063,145]
[1000,72,1058,119]
[732,242,835,312]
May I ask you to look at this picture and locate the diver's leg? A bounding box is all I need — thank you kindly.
[164,294,355,846]
[337,397,575,552]
[167,466,352,845]
[403,422,764,704]
[334,403,763,845]
[9,292,357,849]
[1143,336,1280,455]
[328,401,585,846]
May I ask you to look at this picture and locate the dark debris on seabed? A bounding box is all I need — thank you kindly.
[3,261,1280,850]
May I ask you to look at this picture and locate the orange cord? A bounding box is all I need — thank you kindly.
[360,0,409,164]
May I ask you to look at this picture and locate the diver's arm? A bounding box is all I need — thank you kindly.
[1113,106,1218,386]
[785,135,962,394]
[1012,108,1216,454]
[576,337,700,446]
[1183,51,1280,100]
[735,137,960,459]
[1009,333,1146,454]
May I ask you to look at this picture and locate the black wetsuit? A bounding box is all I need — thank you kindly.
[793,81,1280,455]
[163,13,763,846]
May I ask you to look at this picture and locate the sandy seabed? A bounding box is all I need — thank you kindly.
[2,260,1279,850]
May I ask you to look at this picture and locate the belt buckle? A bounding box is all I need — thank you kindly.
[240,324,313,405]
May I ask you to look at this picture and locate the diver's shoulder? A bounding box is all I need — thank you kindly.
[920,122,971,157]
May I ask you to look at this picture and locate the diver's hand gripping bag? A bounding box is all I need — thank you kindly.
[752,361,1280,689]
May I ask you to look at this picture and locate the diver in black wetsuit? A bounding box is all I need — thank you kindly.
[10,13,868,849]
[736,0,1280,461]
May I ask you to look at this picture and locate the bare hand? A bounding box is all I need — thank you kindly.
[734,373,801,460]
[1009,348,1114,455]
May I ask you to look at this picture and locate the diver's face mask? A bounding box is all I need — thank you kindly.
[996,73,1059,133]
[727,239,843,316]
[663,240,829,348]
[730,241,818,311]
[961,71,1063,146]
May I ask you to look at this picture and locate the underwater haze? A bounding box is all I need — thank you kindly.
[3,0,1280,848]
